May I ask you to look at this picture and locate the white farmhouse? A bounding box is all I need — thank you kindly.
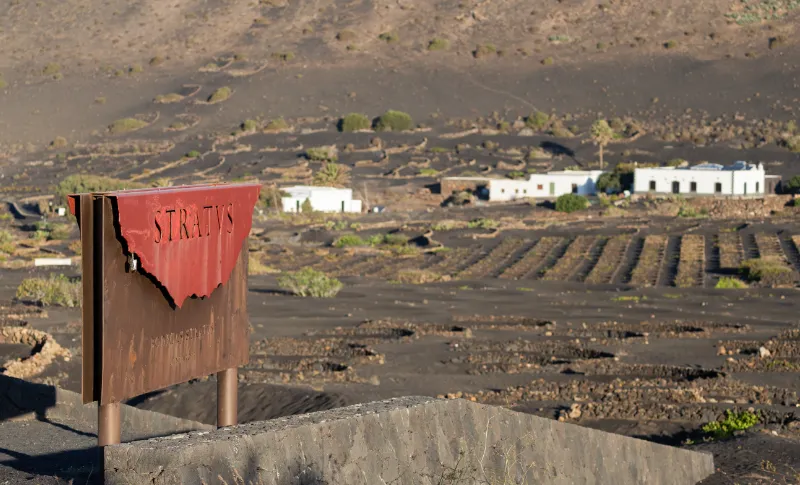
[281,186,363,213]
[488,170,605,201]
[633,162,765,196]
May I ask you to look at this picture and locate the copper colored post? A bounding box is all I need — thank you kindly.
[98,402,121,446]
[217,368,238,427]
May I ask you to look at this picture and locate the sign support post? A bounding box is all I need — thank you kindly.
[68,183,260,448]
[217,368,238,427]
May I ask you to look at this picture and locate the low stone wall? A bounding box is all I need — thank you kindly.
[105,396,714,485]
[440,178,490,195]
[687,194,794,218]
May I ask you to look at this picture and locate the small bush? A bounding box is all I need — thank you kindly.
[418,168,439,177]
[277,268,342,297]
[248,256,278,275]
[467,218,498,230]
[664,40,678,49]
[378,32,399,43]
[129,64,144,74]
[149,56,165,66]
[207,86,232,104]
[108,118,148,134]
[473,44,496,58]
[241,119,258,132]
[702,410,759,439]
[336,30,357,42]
[265,118,289,131]
[42,63,61,76]
[16,274,81,307]
[301,198,313,213]
[525,111,550,130]
[339,113,370,132]
[259,186,288,210]
[55,174,145,203]
[47,224,72,240]
[555,193,588,213]
[306,146,338,162]
[507,171,526,180]
[677,206,708,218]
[715,277,748,289]
[740,257,794,287]
[374,110,413,132]
[271,51,295,62]
[394,269,443,285]
[427,38,449,51]
[154,93,184,104]
[596,172,622,194]
[0,74,7,90]
[333,234,367,248]
[541,56,554,65]
[313,162,349,187]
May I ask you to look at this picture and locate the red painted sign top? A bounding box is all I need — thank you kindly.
[70,183,261,308]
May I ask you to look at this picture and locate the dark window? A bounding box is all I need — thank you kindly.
[744,183,747,195]
[501,189,505,194]
[515,189,519,194]
[341,200,345,212]
[672,181,680,194]
[690,182,697,193]
[715,183,722,194]
[523,189,528,194]
[571,184,578,194]
[756,182,760,193]
[649,180,656,191]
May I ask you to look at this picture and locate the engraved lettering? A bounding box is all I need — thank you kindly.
[226,203,234,234]
[203,206,213,236]
[165,209,176,241]
[215,205,225,234]
[154,211,163,243]
[192,210,202,238]
[179,209,189,240]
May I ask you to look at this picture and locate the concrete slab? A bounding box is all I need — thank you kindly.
[0,376,212,484]
[105,396,715,485]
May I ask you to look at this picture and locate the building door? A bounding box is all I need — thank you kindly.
[296,200,300,212]
[571,184,578,194]
[756,182,760,193]
[690,182,697,193]
[341,200,345,212]
[649,181,656,191]
[549,183,555,196]
[672,181,680,194]
[744,183,747,195]
[715,183,722,194]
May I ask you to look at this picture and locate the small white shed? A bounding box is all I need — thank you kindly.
[281,186,363,213]
[488,170,605,201]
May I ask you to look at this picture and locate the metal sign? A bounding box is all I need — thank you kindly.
[68,183,260,445]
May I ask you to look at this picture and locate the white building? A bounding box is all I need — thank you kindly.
[488,170,605,201]
[281,186,363,213]
[633,162,765,196]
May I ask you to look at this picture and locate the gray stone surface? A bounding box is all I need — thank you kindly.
[0,375,212,483]
[105,396,715,485]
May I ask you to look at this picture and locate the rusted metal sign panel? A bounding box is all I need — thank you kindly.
[69,183,260,405]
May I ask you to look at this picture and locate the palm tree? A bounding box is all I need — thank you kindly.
[590,119,614,169]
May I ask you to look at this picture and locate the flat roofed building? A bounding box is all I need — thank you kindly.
[281,186,363,213]
[488,170,605,201]
[633,161,765,196]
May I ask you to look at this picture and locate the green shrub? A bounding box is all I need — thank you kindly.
[265,118,289,131]
[207,86,232,103]
[473,44,496,58]
[313,162,349,187]
[108,118,148,134]
[259,186,288,210]
[301,198,313,213]
[241,119,258,132]
[373,110,413,132]
[339,113,371,132]
[0,74,7,90]
[16,274,81,307]
[277,268,342,297]
[525,111,550,130]
[702,410,759,439]
[541,56,554,66]
[418,168,439,177]
[785,175,800,193]
[47,224,72,240]
[368,233,408,246]
[507,171,526,180]
[42,63,61,76]
[740,257,794,287]
[333,234,367,248]
[715,277,748,289]
[248,256,278,275]
[55,175,144,204]
[467,218,498,229]
[271,51,295,62]
[306,146,338,162]
[427,38,449,51]
[664,40,678,49]
[677,206,708,218]
[555,193,588,213]
[596,172,622,194]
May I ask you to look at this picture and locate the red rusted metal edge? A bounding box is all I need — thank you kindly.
[111,183,260,308]
[67,183,231,217]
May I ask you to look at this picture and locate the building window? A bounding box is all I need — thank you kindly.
[571,184,578,194]
[537,184,543,190]
[523,189,528,194]
[515,189,519,194]
[501,189,505,194]
[649,180,656,191]
[744,183,747,195]
[672,181,680,194]
[690,182,697,193]
[756,182,760,193]
[715,183,722,194]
